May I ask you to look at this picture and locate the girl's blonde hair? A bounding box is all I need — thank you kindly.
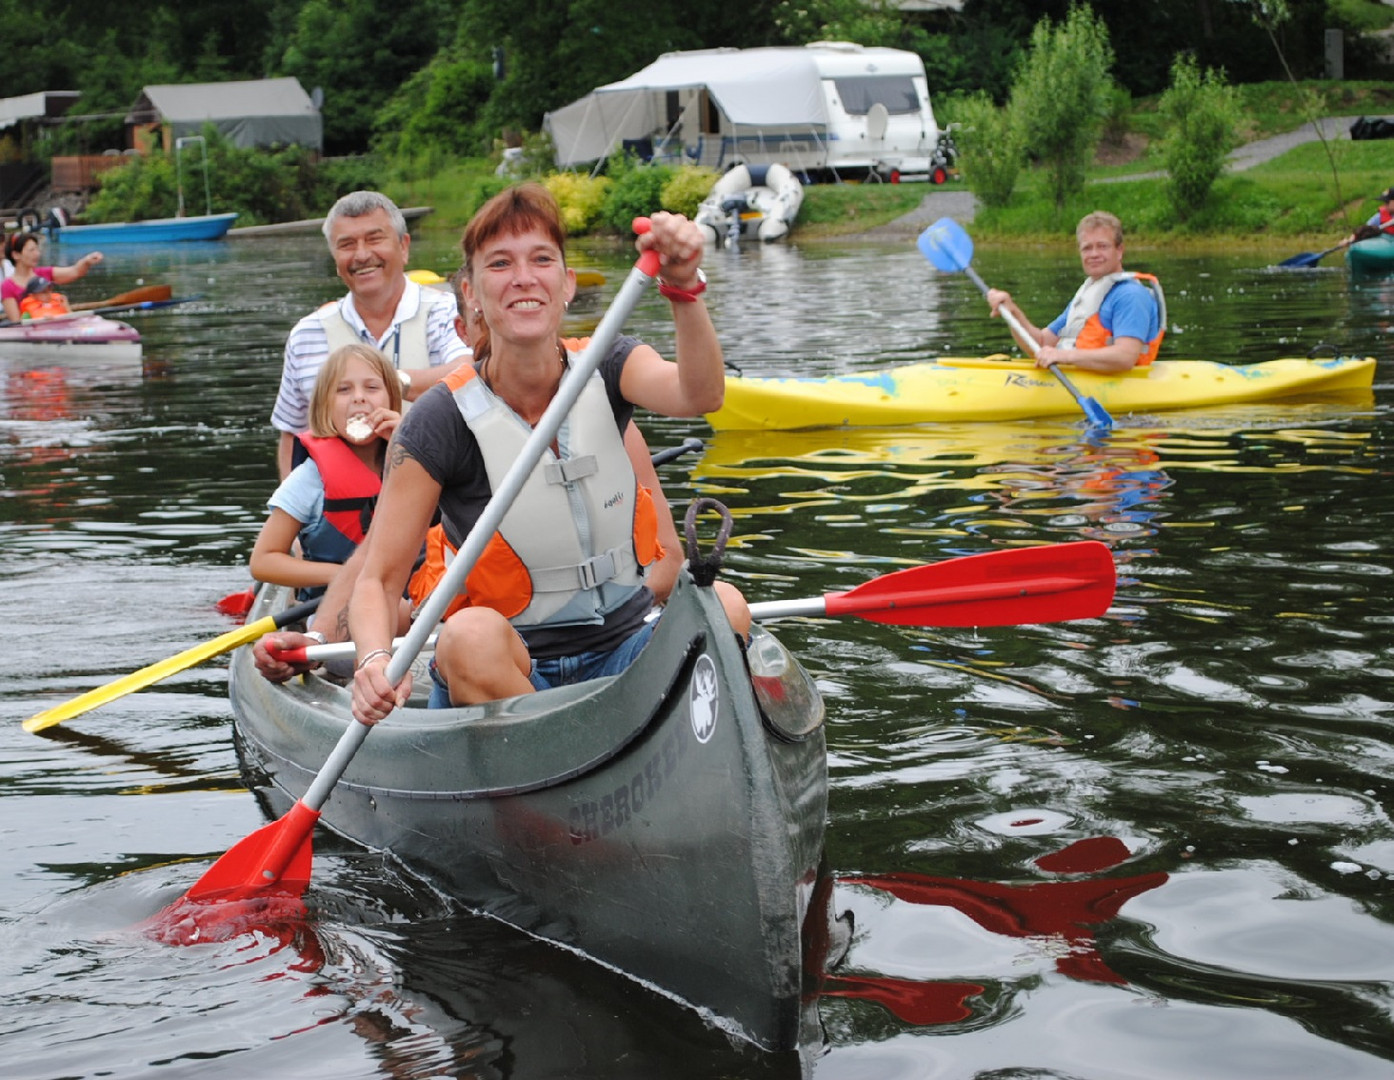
[307,343,403,438]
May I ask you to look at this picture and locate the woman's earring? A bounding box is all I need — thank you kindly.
[564,299,571,311]
[472,307,483,318]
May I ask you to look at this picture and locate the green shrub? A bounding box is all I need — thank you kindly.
[1009,2,1117,210]
[83,126,378,226]
[1158,54,1240,219]
[952,93,1022,209]
[660,166,717,219]
[598,157,675,234]
[544,171,613,235]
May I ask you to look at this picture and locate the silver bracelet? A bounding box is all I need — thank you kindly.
[356,648,393,671]
[304,631,327,645]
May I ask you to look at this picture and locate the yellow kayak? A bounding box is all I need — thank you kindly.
[706,355,1377,430]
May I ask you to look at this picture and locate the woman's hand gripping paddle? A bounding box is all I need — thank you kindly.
[143,222,665,944]
[918,217,1114,431]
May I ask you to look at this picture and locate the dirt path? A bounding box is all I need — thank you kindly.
[861,114,1383,237]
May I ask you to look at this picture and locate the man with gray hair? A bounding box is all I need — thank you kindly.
[271,191,470,477]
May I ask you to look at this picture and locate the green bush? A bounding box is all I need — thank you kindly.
[543,171,613,235]
[952,94,1022,209]
[1009,3,1117,210]
[82,127,380,226]
[1158,54,1240,219]
[660,166,717,219]
[598,153,675,234]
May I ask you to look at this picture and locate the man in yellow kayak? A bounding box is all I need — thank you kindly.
[985,210,1164,374]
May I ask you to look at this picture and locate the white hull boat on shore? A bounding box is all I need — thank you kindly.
[695,163,803,247]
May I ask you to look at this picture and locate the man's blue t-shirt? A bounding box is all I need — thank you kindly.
[1049,279,1159,345]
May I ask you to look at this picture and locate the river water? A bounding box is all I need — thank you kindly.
[0,227,1390,1079]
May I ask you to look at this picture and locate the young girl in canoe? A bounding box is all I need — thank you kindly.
[250,342,402,600]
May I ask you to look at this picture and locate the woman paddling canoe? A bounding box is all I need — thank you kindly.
[349,184,748,721]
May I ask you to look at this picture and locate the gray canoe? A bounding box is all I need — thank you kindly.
[228,571,829,1050]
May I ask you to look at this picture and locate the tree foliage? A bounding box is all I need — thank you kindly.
[951,94,1022,209]
[1158,54,1240,219]
[82,127,378,226]
[1008,3,1116,211]
[0,0,1382,183]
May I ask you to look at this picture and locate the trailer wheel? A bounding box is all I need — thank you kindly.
[17,207,41,231]
[930,167,948,185]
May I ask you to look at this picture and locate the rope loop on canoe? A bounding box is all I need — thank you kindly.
[682,497,732,587]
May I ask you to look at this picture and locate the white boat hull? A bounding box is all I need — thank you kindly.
[696,163,804,246]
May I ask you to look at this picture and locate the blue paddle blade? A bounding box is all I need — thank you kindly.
[1277,252,1320,268]
[917,217,973,273]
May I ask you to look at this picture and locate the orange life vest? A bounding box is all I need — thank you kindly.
[1060,272,1166,367]
[19,291,70,319]
[1378,207,1394,235]
[407,357,660,624]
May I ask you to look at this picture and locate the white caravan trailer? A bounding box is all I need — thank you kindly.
[545,42,949,181]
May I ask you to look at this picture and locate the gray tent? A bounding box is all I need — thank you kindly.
[126,78,322,151]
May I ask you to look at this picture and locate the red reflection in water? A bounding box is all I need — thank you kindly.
[826,837,1168,1024]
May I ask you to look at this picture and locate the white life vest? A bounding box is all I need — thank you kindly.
[318,286,432,368]
[1056,271,1167,363]
[448,359,649,629]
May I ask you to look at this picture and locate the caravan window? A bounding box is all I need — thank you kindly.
[832,76,920,116]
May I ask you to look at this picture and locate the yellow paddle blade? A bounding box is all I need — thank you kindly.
[407,269,446,285]
[574,270,606,288]
[23,613,279,733]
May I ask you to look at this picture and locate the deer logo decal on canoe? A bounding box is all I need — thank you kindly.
[689,654,719,744]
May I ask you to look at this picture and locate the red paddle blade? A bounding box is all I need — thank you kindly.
[142,801,319,945]
[216,587,256,617]
[824,541,1114,627]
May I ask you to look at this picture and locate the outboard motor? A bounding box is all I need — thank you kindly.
[720,194,749,249]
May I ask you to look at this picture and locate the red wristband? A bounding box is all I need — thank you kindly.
[657,268,707,303]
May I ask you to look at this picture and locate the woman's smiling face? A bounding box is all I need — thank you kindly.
[466,227,575,347]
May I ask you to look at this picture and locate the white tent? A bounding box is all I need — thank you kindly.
[126,78,322,151]
[543,44,938,175]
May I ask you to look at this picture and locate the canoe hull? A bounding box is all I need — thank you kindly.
[0,315,142,362]
[49,212,238,244]
[229,574,829,1049]
[1347,233,1394,275]
[706,355,1377,430]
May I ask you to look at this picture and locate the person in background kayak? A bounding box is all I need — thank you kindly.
[271,191,470,480]
[1343,186,1394,246]
[250,343,403,603]
[349,184,746,722]
[985,210,1163,375]
[1,231,102,322]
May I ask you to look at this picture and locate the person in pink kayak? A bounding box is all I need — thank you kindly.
[1,231,103,322]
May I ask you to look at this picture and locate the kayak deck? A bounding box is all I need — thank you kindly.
[706,355,1376,430]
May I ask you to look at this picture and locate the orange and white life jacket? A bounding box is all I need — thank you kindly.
[408,357,659,627]
[19,291,69,319]
[1057,271,1166,367]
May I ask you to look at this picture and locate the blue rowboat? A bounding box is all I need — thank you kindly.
[48,212,239,245]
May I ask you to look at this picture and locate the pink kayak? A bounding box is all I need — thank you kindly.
[0,314,142,363]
